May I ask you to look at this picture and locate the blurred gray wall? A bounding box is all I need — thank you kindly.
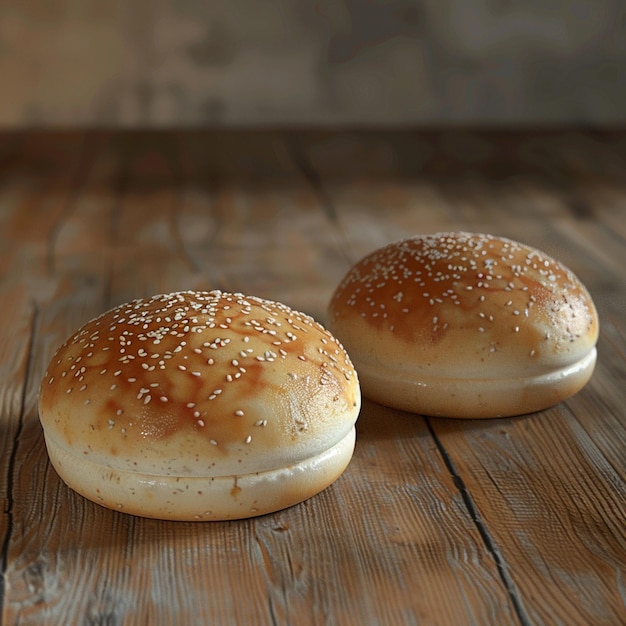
[0,0,624,127]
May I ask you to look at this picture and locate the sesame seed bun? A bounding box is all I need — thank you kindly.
[39,290,361,520]
[328,232,598,418]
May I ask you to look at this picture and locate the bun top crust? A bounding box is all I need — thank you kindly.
[328,232,599,380]
[39,291,360,477]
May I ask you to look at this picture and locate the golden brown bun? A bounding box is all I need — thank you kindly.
[328,232,598,418]
[39,290,361,520]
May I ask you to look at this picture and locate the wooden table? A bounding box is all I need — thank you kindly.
[1,129,625,625]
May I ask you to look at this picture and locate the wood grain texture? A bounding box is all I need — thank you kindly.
[429,409,626,625]
[1,130,625,625]
[305,129,626,625]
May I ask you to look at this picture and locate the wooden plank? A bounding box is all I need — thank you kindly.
[307,129,626,625]
[0,132,88,587]
[0,284,36,553]
[1,133,122,624]
[402,143,626,625]
[2,131,523,625]
[3,130,625,624]
[0,132,88,279]
[429,409,626,625]
[320,401,519,625]
[176,131,351,320]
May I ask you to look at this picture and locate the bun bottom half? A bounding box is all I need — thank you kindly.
[354,349,597,419]
[43,428,356,521]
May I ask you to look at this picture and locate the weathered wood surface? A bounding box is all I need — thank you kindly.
[0,130,624,625]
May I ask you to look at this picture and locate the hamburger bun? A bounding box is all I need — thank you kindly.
[39,290,361,520]
[328,232,598,418]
